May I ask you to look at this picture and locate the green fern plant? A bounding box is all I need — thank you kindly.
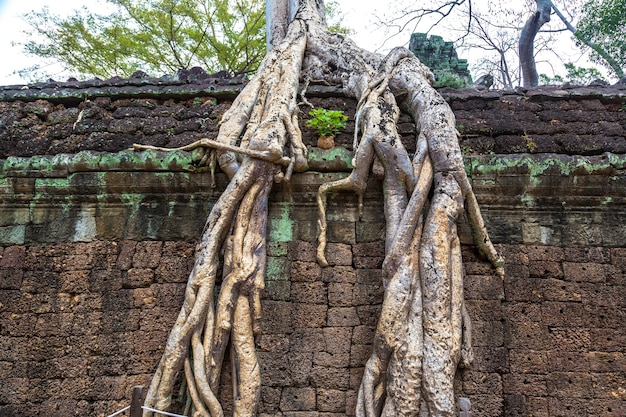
[305,108,348,137]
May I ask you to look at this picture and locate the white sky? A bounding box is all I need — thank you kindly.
[0,0,600,86]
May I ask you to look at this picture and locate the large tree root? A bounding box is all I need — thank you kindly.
[309,22,504,417]
[139,1,503,416]
[141,15,308,417]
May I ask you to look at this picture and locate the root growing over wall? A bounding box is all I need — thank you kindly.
[138,1,503,416]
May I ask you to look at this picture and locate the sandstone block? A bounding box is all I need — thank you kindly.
[291,282,327,304]
[288,352,313,387]
[292,303,327,328]
[132,241,162,269]
[316,389,346,413]
[355,222,385,243]
[327,307,360,327]
[291,261,322,282]
[327,282,354,307]
[323,327,352,355]
[280,387,316,411]
[321,266,356,284]
[310,366,349,390]
[503,374,548,396]
[324,243,352,266]
[563,262,606,283]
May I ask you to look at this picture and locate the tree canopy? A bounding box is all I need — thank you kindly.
[17,0,351,82]
[19,0,266,80]
[575,0,626,78]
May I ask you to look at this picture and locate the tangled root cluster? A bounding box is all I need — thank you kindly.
[137,1,503,416]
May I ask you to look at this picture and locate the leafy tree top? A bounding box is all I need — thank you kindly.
[17,0,351,82]
[575,0,626,78]
[18,0,266,81]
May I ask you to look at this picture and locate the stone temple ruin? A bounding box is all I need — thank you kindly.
[409,33,472,85]
[0,72,625,416]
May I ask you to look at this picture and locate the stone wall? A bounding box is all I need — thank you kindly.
[409,33,471,84]
[0,79,625,417]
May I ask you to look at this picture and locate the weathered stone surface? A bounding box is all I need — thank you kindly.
[0,86,625,416]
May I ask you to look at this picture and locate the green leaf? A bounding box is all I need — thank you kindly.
[576,0,626,78]
[18,0,266,81]
[305,108,348,137]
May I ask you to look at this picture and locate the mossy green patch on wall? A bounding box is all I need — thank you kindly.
[467,153,626,190]
[0,225,25,244]
[307,147,353,172]
[266,256,291,281]
[269,203,294,243]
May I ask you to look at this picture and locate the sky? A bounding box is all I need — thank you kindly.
[0,0,113,85]
[0,0,600,86]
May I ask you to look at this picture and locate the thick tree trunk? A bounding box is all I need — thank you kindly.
[519,0,552,87]
[138,1,503,416]
[266,0,299,50]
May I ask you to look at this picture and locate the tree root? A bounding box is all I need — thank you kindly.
[311,36,503,417]
[132,139,292,167]
[140,14,308,417]
[138,1,503,416]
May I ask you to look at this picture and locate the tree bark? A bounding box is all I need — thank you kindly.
[519,0,551,87]
[266,0,299,50]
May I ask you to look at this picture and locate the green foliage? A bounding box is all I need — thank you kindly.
[562,63,604,85]
[461,145,473,156]
[325,0,353,35]
[522,132,536,153]
[539,73,564,85]
[305,109,348,137]
[575,0,626,78]
[433,72,467,89]
[17,0,266,81]
[540,62,604,85]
